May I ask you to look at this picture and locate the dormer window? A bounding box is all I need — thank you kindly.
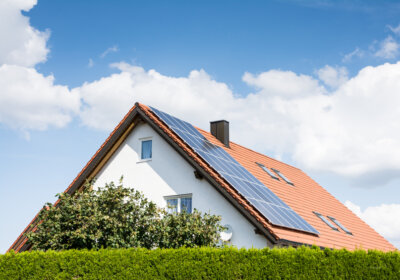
[165,194,192,214]
[140,138,152,160]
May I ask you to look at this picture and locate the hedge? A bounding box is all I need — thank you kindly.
[1,246,399,279]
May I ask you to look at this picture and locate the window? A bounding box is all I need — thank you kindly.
[165,194,192,214]
[141,139,152,160]
[272,168,294,185]
[328,216,352,235]
[313,212,338,231]
[256,163,279,180]
[166,198,178,213]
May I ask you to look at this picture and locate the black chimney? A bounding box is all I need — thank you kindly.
[210,120,229,147]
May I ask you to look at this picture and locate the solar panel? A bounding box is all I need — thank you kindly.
[150,106,319,235]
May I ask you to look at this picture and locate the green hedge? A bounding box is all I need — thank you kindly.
[1,247,399,279]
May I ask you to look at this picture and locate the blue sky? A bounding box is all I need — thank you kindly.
[2,0,400,252]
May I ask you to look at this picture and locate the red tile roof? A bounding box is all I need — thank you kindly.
[141,104,396,251]
[9,103,396,252]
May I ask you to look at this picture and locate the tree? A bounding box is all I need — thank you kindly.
[26,179,224,251]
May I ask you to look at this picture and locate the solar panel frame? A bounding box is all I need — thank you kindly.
[150,106,319,235]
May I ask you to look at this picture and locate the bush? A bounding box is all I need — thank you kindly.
[26,179,224,250]
[1,247,399,279]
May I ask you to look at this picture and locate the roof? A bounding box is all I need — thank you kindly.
[9,103,396,252]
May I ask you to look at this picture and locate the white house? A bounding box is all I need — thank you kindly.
[10,103,396,252]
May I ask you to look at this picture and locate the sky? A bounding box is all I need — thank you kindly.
[1,0,400,252]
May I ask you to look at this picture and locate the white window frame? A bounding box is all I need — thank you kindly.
[164,193,193,213]
[138,137,153,163]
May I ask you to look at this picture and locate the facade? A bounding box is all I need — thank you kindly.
[9,103,396,252]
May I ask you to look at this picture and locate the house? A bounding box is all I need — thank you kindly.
[9,103,396,252]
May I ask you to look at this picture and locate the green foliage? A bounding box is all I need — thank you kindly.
[1,247,399,279]
[25,179,223,251]
[157,210,223,248]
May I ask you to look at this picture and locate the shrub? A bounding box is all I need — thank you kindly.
[1,247,399,279]
[26,179,223,251]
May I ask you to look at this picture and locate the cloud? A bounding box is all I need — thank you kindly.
[0,0,49,67]
[242,70,325,98]
[74,62,235,130]
[88,58,94,68]
[342,47,364,62]
[0,65,80,130]
[0,0,80,131]
[74,61,400,185]
[100,45,119,58]
[374,36,400,59]
[388,24,400,36]
[316,65,348,88]
[343,25,400,62]
[345,201,400,249]
[3,0,400,185]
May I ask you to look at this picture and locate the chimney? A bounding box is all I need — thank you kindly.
[210,120,229,147]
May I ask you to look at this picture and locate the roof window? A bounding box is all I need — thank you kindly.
[313,212,339,231]
[272,168,294,185]
[256,163,279,180]
[328,216,352,235]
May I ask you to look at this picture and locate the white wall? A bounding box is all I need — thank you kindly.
[94,122,269,249]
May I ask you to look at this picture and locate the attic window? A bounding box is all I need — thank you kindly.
[328,216,352,235]
[313,212,339,231]
[140,139,152,160]
[256,163,279,180]
[272,168,294,185]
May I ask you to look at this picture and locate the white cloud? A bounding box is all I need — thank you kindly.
[388,24,400,36]
[345,201,400,249]
[290,62,400,178]
[74,62,235,130]
[0,0,49,67]
[0,0,80,131]
[88,58,94,68]
[316,65,348,88]
[374,36,400,59]
[3,0,400,185]
[342,47,364,62]
[0,65,80,130]
[75,61,400,185]
[243,70,325,98]
[100,45,119,58]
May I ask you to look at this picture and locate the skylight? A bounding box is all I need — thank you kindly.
[256,163,279,180]
[272,168,294,185]
[328,216,352,235]
[313,212,339,231]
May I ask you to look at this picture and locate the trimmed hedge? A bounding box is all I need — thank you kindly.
[1,247,399,279]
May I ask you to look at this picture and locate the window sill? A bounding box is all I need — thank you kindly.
[137,158,152,163]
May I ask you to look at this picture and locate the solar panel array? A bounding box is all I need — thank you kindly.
[150,106,319,235]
